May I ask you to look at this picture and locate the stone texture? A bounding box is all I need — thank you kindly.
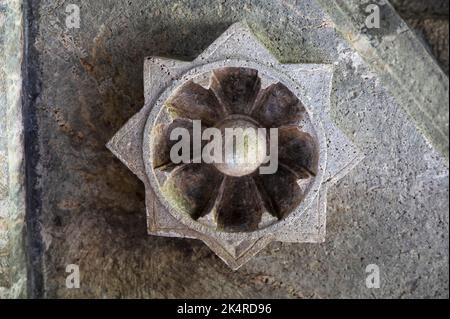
[0,0,27,299]
[107,23,362,270]
[390,0,449,18]
[25,0,448,298]
[406,18,449,75]
[317,0,449,163]
[389,0,449,75]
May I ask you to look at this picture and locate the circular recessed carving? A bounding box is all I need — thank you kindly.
[148,66,320,233]
[108,24,362,269]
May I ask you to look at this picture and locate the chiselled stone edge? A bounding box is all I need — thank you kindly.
[316,0,449,164]
[108,22,364,270]
[0,0,27,299]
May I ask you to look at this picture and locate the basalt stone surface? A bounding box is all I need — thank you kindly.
[406,18,449,75]
[390,0,449,18]
[26,0,448,298]
[318,0,449,164]
[390,0,449,75]
[107,26,362,269]
[0,0,27,299]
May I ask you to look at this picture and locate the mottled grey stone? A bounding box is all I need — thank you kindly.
[390,0,449,18]
[388,0,449,76]
[0,0,27,299]
[404,17,449,75]
[316,0,449,163]
[107,23,362,270]
[26,0,448,298]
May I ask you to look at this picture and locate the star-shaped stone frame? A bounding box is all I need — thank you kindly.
[107,22,363,270]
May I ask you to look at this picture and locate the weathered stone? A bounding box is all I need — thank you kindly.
[389,0,449,75]
[22,0,449,298]
[390,0,449,18]
[316,0,449,163]
[0,0,27,299]
[406,18,449,75]
[108,23,362,269]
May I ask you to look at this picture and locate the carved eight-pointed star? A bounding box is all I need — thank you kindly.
[107,23,363,270]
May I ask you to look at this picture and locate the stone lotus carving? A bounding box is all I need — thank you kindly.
[153,67,319,233]
[107,23,363,270]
